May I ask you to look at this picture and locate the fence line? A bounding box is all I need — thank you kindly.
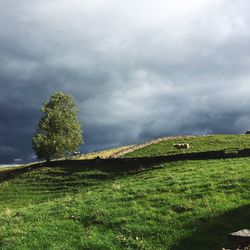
[1,148,250,181]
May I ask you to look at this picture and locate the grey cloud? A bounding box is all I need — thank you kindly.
[0,0,250,163]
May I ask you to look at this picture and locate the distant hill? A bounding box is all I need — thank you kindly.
[73,134,250,159]
[123,134,250,157]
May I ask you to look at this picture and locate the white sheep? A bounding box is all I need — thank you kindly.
[174,143,190,150]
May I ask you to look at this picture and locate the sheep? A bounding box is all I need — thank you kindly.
[174,143,190,151]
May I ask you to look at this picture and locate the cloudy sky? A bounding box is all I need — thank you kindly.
[1,0,250,163]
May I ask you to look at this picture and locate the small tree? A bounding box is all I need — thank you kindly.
[32,92,83,162]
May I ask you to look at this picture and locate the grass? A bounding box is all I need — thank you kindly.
[0,165,23,172]
[0,156,250,249]
[75,146,134,160]
[0,165,116,210]
[0,167,12,172]
[124,134,250,157]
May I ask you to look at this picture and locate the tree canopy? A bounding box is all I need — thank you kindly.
[32,92,83,161]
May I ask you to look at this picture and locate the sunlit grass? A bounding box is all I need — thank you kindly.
[0,157,249,249]
[75,145,134,160]
[0,165,24,172]
[124,134,250,157]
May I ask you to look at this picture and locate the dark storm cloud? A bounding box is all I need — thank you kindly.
[1,0,250,163]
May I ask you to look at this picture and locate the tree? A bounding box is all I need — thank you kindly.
[32,92,83,162]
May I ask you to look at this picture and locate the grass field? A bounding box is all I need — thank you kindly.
[0,155,250,249]
[124,134,250,157]
[0,165,23,172]
[75,146,134,160]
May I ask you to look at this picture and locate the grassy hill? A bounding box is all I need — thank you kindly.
[124,134,250,157]
[0,134,250,249]
[75,134,250,159]
[75,146,134,160]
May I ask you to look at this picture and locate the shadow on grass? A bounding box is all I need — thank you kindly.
[2,147,250,183]
[174,204,250,250]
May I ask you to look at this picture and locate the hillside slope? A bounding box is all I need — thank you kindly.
[0,157,250,249]
[75,134,250,160]
[124,134,250,157]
